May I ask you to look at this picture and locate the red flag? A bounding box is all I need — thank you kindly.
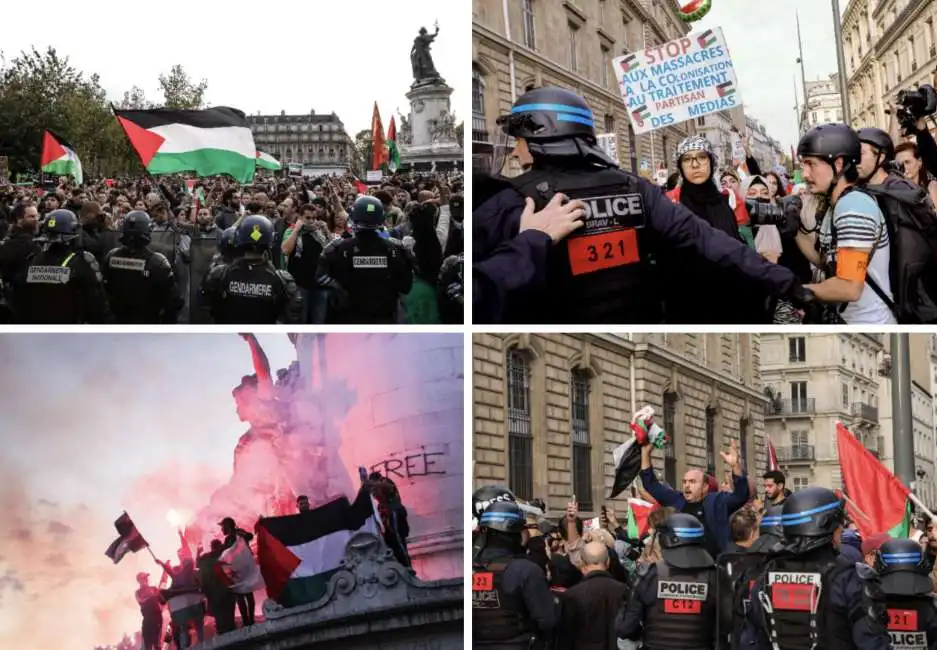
[765,437,779,472]
[387,115,397,143]
[370,102,387,171]
[353,178,368,195]
[836,422,909,539]
[627,498,657,538]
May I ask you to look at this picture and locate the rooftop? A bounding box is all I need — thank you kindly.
[248,110,344,125]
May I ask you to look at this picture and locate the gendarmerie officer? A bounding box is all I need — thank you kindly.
[201,214,302,324]
[316,195,414,324]
[102,210,182,324]
[615,512,732,650]
[472,500,557,649]
[210,226,238,270]
[742,487,890,650]
[473,86,811,324]
[14,208,108,323]
[873,537,937,650]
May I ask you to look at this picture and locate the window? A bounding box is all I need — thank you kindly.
[793,477,809,491]
[812,111,818,123]
[789,337,806,362]
[604,114,614,134]
[842,382,849,408]
[570,370,592,511]
[705,407,717,475]
[601,44,610,87]
[522,0,536,49]
[568,22,579,71]
[792,430,809,447]
[739,418,749,473]
[507,350,533,500]
[697,117,706,126]
[663,392,677,487]
[627,124,638,173]
[790,381,808,412]
[598,0,606,25]
[910,35,917,69]
[895,50,902,82]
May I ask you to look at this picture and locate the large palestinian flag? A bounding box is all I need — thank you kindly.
[256,490,380,607]
[40,130,82,184]
[113,106,256,183]
[256,150,281,171]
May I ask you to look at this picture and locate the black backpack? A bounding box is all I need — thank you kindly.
[851,176,937,323]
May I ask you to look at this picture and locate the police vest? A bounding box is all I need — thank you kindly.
[719,551,772,650]
[642,560,715,650]
[105,248,163,322]
[23,250,81,322]
[472,560,537,645]
[332,237,404,322]
[219,262,282,324]
[760,556,854,650]
[885,596,934,650]
[508,167,657,324]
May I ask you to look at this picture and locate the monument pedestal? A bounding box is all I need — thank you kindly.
[400,81,462,172]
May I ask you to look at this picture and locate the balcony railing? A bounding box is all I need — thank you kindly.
[776,445,815,462]
[851,402,879,423]
[765,398,816,417]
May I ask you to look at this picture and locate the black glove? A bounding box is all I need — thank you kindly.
[786,281,816,309]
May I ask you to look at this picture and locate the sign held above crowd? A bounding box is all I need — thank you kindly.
[613,27,741,135]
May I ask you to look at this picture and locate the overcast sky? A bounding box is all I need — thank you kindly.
[694,0,841,149]
[0,0,465,138]
[0,334,296,649]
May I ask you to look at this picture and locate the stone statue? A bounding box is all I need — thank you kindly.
[411,23,442,84]
[397,112,412,145]
[429,110,457,144]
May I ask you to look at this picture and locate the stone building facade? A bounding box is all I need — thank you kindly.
[800,76,844,132]
[248,111,354,175]
[472,0,695,176]
[843,0,937,131]
[472,333,766,517]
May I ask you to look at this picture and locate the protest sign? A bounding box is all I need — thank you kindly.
[366,170,382,182]
[613,27,741,135]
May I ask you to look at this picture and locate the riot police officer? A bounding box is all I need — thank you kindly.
[209,226,238,270]
[13,208,108,323]
[474,86,810,324]
[742,487,890,650]
[316,195,413,324]
[472,484,518,556]
[874,537,937,650]
[616,513,732,650]
[102,210,182,324]
[473,500,557,649]
[202,215,302,324]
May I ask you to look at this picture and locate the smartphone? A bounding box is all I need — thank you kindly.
[571,494,576,504]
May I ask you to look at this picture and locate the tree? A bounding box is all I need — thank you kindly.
[118,85,151,110]
[352,128,373,177]
[158,64,207,110]
[455,121,464,148]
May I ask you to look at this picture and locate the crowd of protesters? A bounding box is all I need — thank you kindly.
[0,169,464,324]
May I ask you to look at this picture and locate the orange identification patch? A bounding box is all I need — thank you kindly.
[888,609,918,631]
[472,572,494,591]
[568,229,640,275]
[664,599,702,614]
[771,584,815,611]
[836,248,870,283]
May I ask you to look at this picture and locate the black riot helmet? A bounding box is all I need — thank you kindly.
[856,127,896,164]
[349,195,384,229]
[478,500,525,534]
[41,209,80,243]
[657,513,714,569]
[874,538,933,596]
[121,210,153,246]
[494,86,616,171]
[760,504,784,539]
[797,123,861,190]
[472,485,516,520]
[235,215,274,251]
[780,486,844,553]
[219,226,237,257]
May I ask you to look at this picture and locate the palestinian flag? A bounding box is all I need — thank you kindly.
[632,106,651,121]
[717,81,736,98]
[256,150,281,171]
[386,116,401,173]
[40,130,82,185]
[219,535,264,594]
[104,512,148,564]
[626,498,656,538]
[370,102,388,171]
[113,106,256,183]
[609,437,642,500]
[256,490,380,606]
[697,28,718,49]
[836,422,912,539]
[619,54,640,74]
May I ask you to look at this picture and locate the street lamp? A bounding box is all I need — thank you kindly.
[830,0,852,123]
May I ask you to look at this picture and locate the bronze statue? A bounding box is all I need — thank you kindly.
[411,22,442,83]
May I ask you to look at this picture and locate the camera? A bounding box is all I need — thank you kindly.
[744,199,784,226]
[892,84,937,135]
